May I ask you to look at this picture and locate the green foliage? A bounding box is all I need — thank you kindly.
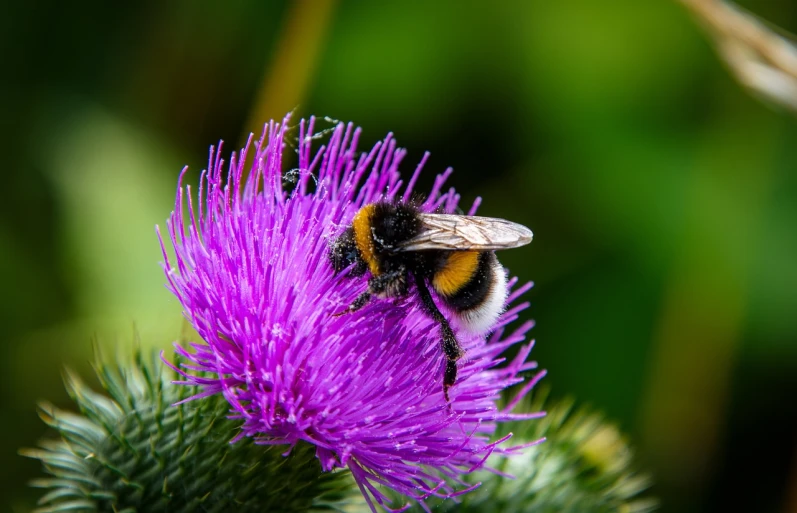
[21,350,353,513]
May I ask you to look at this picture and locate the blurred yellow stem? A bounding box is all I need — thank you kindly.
[679,0,797,112]
[242,0,337,140]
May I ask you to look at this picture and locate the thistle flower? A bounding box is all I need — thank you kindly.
[159,115,545,511]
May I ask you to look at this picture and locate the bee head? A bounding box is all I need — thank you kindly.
[330,227,363,274]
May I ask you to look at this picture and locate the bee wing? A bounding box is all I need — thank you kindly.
[396,213,533,251]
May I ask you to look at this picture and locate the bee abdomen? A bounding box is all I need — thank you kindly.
[436,252,507,334]
[432,251,480,297]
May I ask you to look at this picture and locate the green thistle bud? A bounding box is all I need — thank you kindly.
[469,392,658,513]
[22,349,353,513]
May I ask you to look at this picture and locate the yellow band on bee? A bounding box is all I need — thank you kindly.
[433,251,479,296]
[352,204,381,275]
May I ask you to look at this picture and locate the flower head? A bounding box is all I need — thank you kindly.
[159,115,544,511]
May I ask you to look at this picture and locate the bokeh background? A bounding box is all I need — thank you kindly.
[3,1,797,511]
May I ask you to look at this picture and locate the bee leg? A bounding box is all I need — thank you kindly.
[367,267,407,297]
[333,290,371,317]
[412,273,464,402]
[333,267,406,316]
[444,360,458,403]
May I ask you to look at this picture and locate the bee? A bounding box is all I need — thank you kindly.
[329,201,533,401]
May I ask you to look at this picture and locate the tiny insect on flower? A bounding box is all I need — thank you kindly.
[158,114,545,511]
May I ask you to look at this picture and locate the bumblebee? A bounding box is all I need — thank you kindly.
[330,201,533,401]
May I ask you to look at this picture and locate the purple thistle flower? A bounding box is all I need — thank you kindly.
[158,115,545,512]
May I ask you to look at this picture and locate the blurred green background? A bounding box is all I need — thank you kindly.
[3,1,797,511]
